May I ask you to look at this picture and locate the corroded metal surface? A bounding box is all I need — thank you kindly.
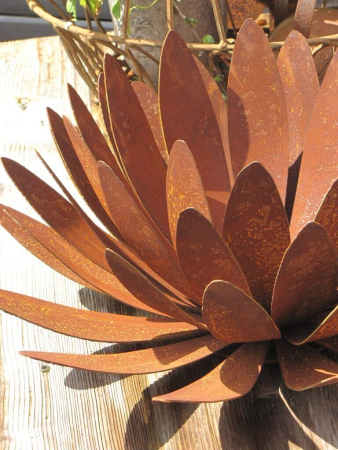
[277,31,319,166]
[176,209,250,301]
[272,223,337,328]
[132,81,168,164]
[166,141,212,243]
[0,290,201,343]
[291,49,338,238]
[202,281,281,343]
[3,26,338,403]
[275,340,338,390]
[228,19,289,202]
[159,31,231,232]
[223,162,290,311]
[105,249,206,329]
[104,54,170,240]
[153,342,268,403]
[293,0,316,38]
[283,304,338,344]
[21,334,226,374]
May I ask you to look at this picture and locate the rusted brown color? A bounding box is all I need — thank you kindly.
[223,162,290,311]
[176,209,250,301]
[132,81,168,164]
[272,222,337,328]
[166,141,212,244]
[291,49,338,238]
[3,26,338,404]
[277,31,319,166]
[105,249,205,329]
[21,334,227,374]
[159,31,231,233]
[104,54,170,240]
[283,305,338,344]
[0,290,201,343]
[228,19,289,202]
[227,0,265,29]
[276,340,338,390]
[153,342,268,403]
[202,281,281,343]
[293,0,316,38]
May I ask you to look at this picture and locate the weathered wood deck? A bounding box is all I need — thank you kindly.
[0,36,338,450]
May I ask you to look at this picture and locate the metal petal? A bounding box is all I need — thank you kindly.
[68,83,122,177]
[176,208,250,301]
[277,31,319,166]
[1,205,161,315]
[167,141,212,243]
[132,81,168,164]
[2,157,111,271]
[159,31,231,232]
[272,222,337,328]
[283,304,338,344]
[315,179,338,250]
[223,162,290,311]
[0,205,94,289]
[318,335,338,354]
[97,72,123,167]
[105,249,206,329]
[153,342,268,403]
[202,281,281,343]
[21,334,226,374]
[291,49,338,238]
[275,339,338,391]
[228,19,289,201]
[98,161,195,299]
[0,289,201,342]
[48,108,118,234]
[193,57,233,185]
[104,54,170,240]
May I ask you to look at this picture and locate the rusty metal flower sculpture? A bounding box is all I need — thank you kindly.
[1,19,338,404]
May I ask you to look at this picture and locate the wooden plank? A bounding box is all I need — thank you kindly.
[0,35,338,450]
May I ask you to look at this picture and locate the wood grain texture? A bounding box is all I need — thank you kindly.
[1,36,338,450]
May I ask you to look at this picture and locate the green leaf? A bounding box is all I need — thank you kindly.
[213,74,225,82]
[112,0,122,19]
[202,34,215,44]
[184,17,197,28]
[66,0,77,19]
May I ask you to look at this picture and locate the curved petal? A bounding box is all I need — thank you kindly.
[277,31,319,166]
[21,334,226,374]
[2,157,110,271]
[318,335,338,354]
[105,249,206,329]
[159,31,231,232]
[223,162,290,311]
[283,304,338,344]
[291,49,338,238]
[0,289,201,342]
[177,209,250,301]
[228,19,289,201]
[167,141,212,243]
[275,340,338,391]
[132,81,168,164]
[202,281,281,343]
[272,222,337,328]
[98,161,194,298]
[1,205,161,315]
[68,83,122,177]
[153,342,268,403]
[47,108,119,234]
[0,205,94,290]
[315,179,338,251]
[104,54,170,240]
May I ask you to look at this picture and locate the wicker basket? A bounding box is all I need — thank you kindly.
[26,0,338,95]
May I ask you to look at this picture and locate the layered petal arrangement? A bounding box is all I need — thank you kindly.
[2,19,338,403]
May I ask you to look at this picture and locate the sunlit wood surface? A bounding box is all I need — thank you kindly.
[1,36,338,450]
